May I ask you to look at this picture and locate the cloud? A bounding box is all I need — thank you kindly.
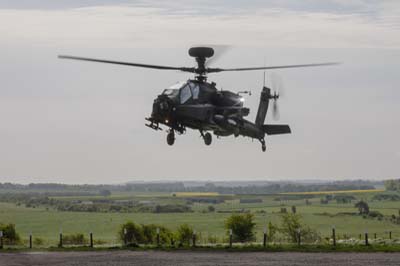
[0,3,399,49]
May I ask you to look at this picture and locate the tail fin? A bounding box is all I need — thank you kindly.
[263,124,291,135]
[255,87,270,126]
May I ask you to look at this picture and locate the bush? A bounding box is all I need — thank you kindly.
[208,205,215,212]
[118,221,144,244]
[279,213,320,243]
[141,224,173,244]
[368,210,383,218]
[0,223,20,244]
[224,213,255,242]
[176,224,193,246]
[63,233,87,245]
[33,237,44,246]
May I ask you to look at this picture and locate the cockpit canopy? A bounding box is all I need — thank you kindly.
[162,81,210,104]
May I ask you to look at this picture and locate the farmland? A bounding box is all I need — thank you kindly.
[1,183,400,246]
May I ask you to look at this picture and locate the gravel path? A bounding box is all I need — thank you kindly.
[1,251,400,266]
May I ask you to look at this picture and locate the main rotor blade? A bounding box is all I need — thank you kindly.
[207,62,340,73]
[58,55,195,72]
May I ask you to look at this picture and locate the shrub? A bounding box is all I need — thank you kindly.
[279,213,320,243]
[63,233,87,245]
[118,221,144,244]
[0,223,20,244]
[141,224,173,244]
[368,210,383,218]
[267,221,278,241]
[33,237,44,246]
[208,205,215,212]
[224,213,255,242]
[176,224,193,246]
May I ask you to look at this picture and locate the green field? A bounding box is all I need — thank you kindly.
[1,190,400,246]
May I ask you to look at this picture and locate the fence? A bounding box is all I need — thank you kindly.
[0,227,398,249]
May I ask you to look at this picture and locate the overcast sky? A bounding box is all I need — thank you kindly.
[0,0,399,184]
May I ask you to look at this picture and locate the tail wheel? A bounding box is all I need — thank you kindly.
[261,139,266,152]
[167,130,175,146]
[204,132,212,146]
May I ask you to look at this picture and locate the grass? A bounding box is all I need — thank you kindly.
[1,189,400,247]
[280,189,385,195]
[2,243,400,253]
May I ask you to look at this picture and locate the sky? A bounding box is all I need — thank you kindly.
[0,0,399,184]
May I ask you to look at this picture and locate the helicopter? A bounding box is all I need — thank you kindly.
[59,47,337,151]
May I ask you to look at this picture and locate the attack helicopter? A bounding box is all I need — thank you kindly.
[59,47,337,151]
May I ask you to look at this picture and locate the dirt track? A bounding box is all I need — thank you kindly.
[1,251,400,266]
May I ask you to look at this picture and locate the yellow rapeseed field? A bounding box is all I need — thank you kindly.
[279,189,384,195]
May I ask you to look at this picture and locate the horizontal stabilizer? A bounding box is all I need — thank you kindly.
[263,124,291,135]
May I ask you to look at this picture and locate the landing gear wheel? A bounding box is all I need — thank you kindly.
[204,132,212,146]
[261,139,266,152]
[167,130,175,146]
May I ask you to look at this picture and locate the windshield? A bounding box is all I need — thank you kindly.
[168,81,186,90]
[180,84,192,103]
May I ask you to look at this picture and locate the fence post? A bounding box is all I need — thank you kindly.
[365,230,369,246]
[192,230,196,248]
[229,229,232,248]
[124,228,127,246]
[29,232,32,249]
[263,227,267,247]
[297,228,301,247]
[389,231,392,240]
[0,231,3,249]
[89,232,93,248]
[59,229,63,248]
[332,226,336,247]
[156,228,160,247]
[359,233,362,240]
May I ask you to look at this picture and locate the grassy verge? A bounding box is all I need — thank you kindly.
[1,244,400,253]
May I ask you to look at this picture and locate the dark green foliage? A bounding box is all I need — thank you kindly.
[291,206,297,214]
[207,205,215,212]
[368,211,383,218]
[0,223,20,244]
[224,213,256,242]
[176,224,194,246]
[355,200,370,215]
[118,221,144,244]
[384,179,400,191]
[334,195,355,204]
[153,204,192,213]
[372,194,400,201]
[141,224,173,244]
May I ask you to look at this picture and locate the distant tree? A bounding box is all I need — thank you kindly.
[305,199,311,205]
[99,189,111,197]
[355,200,370,215]
[208,205,215,212]
[291,206,297,214]
[280,207,287,213]
[224,213,256,242]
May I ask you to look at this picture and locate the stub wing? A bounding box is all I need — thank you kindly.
[263,124,291,135]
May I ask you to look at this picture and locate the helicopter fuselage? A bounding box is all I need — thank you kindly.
[146,79,267,142]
